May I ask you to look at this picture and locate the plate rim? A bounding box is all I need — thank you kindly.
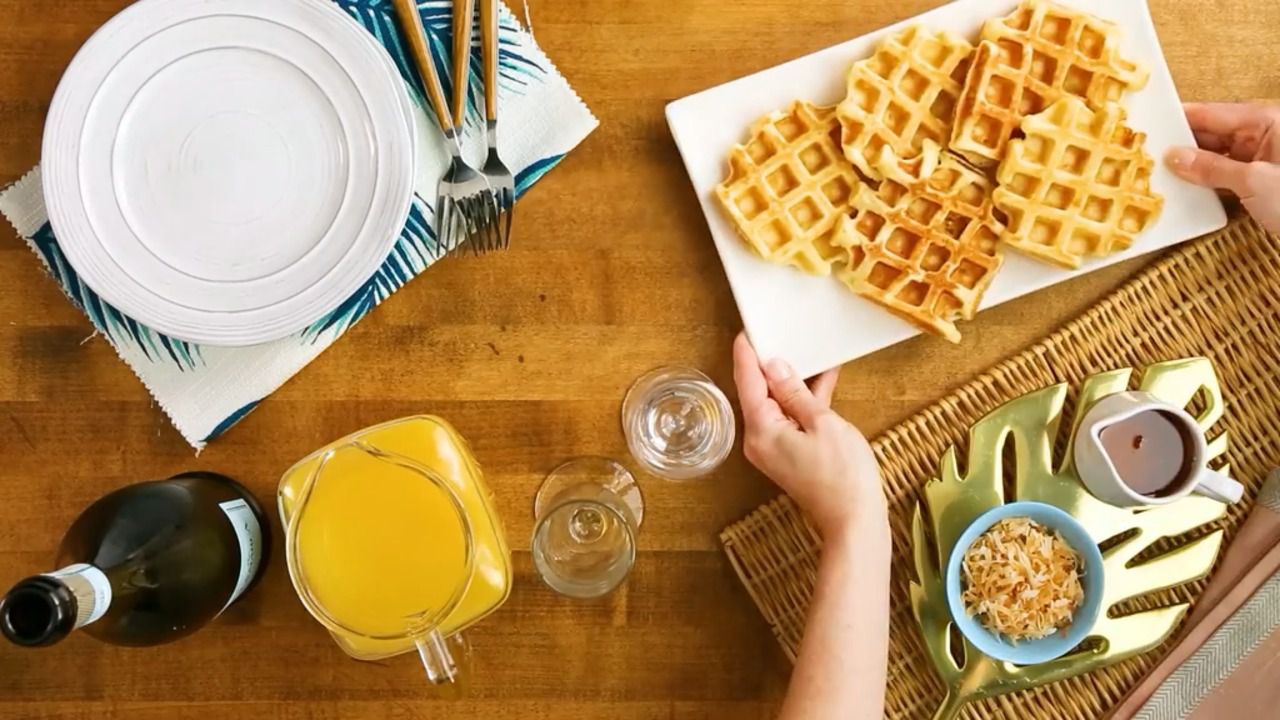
[78,17,377,309]
[41,0,419,347]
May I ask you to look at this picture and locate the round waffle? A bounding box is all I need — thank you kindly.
[950,0,1149,167]
[833,142,1005,342]
[715,102,863,275]
[836,26,974,180]
[994,96,1163,269]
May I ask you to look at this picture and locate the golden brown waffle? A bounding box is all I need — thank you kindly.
[832,142,1005,342]
[715,102,862,275]
[994,96,1163,269]
[951,0,1150,167]
[836,25,973,180]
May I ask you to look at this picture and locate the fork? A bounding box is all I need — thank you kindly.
[451,0,512,255]
[448,0,497,253]
[392,0,486,255]
[474,0,516,253]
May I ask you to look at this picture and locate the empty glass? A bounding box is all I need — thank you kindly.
[532,458,641,599]
[622,367,735,480]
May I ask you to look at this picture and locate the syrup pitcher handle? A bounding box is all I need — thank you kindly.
[415,629,470,684]
[1193,468,1245,505]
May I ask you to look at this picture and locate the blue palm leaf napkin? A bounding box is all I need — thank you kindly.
[0,0,597,450]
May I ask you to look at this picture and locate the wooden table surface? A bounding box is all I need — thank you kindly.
[1,1,1277,718]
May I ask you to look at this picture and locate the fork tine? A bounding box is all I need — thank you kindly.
[500,188,514,249]
[432,196,450,255]
[472,195,488,242]
[457,199,473,254]
[473,196,492,256]
[440,198,455,254]
[443,199,462,255]
[480,191,500,254]
[477,194,493,250]
[468,195,488,256]
[466,194,485,256]
[452,196,469,254]
[461,195,481,256]
[455,197,471,255]
[454,199,471,255]
[442,199,455,254]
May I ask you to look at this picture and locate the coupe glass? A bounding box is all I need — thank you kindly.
[622,367,735,480]
[532,458,641,599]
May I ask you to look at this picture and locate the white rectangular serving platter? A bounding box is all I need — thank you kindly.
[666,0,1227,379]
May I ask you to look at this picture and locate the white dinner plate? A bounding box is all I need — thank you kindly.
[42,0,417,346]
[666,0,1228,379]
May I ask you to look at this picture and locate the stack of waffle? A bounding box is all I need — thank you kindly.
[714,0,1163,343]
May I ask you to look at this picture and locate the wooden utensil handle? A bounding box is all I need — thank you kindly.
[480,0,498,122]
[391,0,454,133]
[452,0,476,127]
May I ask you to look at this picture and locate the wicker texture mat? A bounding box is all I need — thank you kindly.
[721,215,1280,720]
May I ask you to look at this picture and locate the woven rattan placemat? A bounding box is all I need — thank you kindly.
[721,215,1280,720]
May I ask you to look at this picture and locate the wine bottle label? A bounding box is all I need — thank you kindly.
[45,564,112,629]
[218,499,264,614]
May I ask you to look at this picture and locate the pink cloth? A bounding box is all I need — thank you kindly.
[1109,469,1280,719]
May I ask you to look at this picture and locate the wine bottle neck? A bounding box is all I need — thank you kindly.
[50,564,113,627]
[0,564,113,647]
[1,576,74,646]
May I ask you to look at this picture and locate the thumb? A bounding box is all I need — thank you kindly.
[1166,146,1259,197]
[763,359,825,430]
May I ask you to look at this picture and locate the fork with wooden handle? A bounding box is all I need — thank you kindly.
[476,0,516,253]
[449,0,499,251]
[391,0,485,254]
[451,0,475,129]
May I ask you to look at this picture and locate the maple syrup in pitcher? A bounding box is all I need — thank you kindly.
[1097,410,1195,498]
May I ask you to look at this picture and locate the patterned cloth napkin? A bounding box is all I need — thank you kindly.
[0,0,596,450]
[1114,469,1280,720]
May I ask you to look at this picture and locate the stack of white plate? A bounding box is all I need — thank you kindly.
[42,0,417,346]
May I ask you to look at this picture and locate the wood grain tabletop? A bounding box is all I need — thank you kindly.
[1,1,1277,718]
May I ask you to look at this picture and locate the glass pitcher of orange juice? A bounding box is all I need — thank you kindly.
[278,416,511,682]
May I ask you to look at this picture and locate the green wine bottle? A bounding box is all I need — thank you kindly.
[0,472,269,647]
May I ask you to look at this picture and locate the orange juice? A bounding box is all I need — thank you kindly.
[279,416,511,660]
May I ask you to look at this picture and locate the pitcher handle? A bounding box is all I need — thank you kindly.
[1193,468,1244,505]
[415,630,469,684]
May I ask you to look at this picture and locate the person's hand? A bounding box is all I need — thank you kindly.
[1165,102,1280,232]
[732,332,885,539]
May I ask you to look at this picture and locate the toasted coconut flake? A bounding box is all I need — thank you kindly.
[961,517,1084,642]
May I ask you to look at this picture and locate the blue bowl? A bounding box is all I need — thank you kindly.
[945,501,1105,665]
